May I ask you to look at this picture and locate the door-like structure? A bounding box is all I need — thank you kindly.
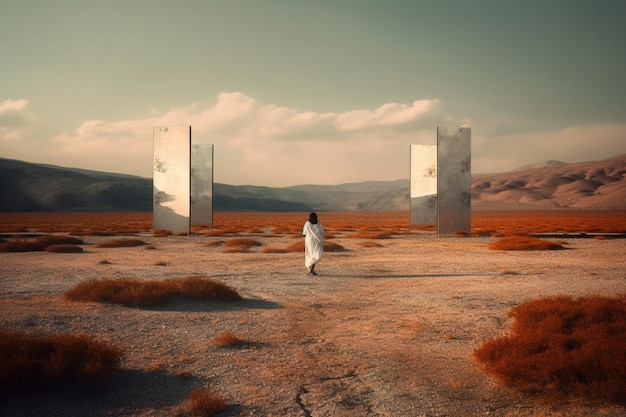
[410,127,471,235]
[410,144,437,225]
[153,126,191,234]
[437,126,471,236]
[191,144,214,227]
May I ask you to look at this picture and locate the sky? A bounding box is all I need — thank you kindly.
[1,0,625,187]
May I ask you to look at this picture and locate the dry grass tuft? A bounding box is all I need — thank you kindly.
[0,241,46,252]
[202,240,224,247]
[172,276,242,302]
[285,241,305,252]
[488,236,565,251]
[174,369,194,380]
[212,331,247,347]
[396,319,421,332]
[152,229,173,237]
[203,228,240,236]
[473,295,626,404]
[64,276,242,307]
[223,238,262,248]
[221,237,262,253]
[284,240,345,252]
[45,244,84,253]
[93,238,147,248]
[499,269,521,275]
[190,225,213,235]
[348,230,392,239]
[0,330,122,393]
[187,388,228,416]
[0,234,86,252]
[324,241,345,252]
[358,241,383,248]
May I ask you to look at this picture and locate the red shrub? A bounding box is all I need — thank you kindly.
[65,278,169,307]
[211,331,247,347]
[473,295,626,404]
[488,236,565,251]
[65,277,241,307]
[285,241,305,252]
[45,244,84,253]
[323,241,345,252]
[223,238,262,248]
[188,389,228,416]
[348,230,392,239]
[0,331,122,393]
[167,276,242,302]
[0,241,46,252]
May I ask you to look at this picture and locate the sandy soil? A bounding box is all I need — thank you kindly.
[1,231,625,417]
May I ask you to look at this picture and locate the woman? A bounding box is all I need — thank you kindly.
[302,212,324,275]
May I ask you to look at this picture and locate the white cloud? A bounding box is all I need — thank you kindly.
[0,99,37,140]
[46,92,451,185]
[7,92,623,185]
[335,99,439,131]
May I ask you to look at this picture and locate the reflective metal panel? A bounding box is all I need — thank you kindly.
[410,144,437,224]
[191,144,213,226]
[153,126,191,234]
[437,126,471,235]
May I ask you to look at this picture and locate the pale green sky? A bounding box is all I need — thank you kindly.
[1,0,625,186]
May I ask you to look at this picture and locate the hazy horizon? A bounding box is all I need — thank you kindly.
[2,1,625,186]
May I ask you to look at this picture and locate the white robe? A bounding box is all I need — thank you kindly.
[302,221,324,268]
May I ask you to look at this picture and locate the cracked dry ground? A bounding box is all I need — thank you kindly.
[1,233,626,416]
[227,276,544,417]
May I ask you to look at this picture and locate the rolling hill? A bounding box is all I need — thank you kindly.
[0,154,624,212]
[471,154,626,210]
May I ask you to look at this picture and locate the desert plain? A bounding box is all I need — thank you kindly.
[1,211,625,417]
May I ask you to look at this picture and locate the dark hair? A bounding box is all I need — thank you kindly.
[308,212,318,224]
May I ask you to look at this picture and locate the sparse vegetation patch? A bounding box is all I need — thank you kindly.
[285,241,305,252]
[323,241,345,252]
[152,229,173,237]
[0,234,86,252]
[45,244,84,253]
[212,331,247,347]
[186,388,228,416]
[358,241,383,248]
[349,230,392,239]
[0,330,122,393]
[488,236,565,251]
[473,295,626,404]
[0,241,46,252]
[65,276,242,307]
[223,238,262,248]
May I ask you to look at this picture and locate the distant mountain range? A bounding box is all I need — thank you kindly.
[471,154,625,210]
[0,154,624,212]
